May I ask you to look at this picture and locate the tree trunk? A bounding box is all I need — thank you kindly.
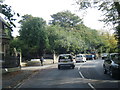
[114,2,120,53]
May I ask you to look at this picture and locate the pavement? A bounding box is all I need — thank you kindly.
[2,63,57,89]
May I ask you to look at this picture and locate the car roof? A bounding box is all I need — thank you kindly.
[110,53,118,55]
[59,54,72,56]
[76,54,83,55]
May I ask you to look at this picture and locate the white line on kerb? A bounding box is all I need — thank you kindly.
[78,63,96,90]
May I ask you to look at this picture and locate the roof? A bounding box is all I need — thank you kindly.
[59,54,72,56]
[0,16,12,30]
[110,53,118,55]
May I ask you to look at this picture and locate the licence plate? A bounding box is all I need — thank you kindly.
[63,61,67,62]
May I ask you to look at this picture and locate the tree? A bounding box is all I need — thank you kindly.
[50,10,83,28]
[47,24,105,54]
[75,0,120,52]
[19,15,49,60]
[75,24,104,52]
[99,32,117,53]
[18,14,33,24]
[47,25,83,54]
[0,1,19,29]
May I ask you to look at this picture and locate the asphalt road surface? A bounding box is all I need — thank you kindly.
[18,59,120,89]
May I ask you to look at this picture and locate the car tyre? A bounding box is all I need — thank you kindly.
[104,69,107,74]
[109,68,115,78]
[58,65,61,70]
[72,65,75,69]
[72,66,74,69]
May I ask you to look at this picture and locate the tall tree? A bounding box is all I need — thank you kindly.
[50,10,83,28]
[19,15,49,59]
[75,0,120,52]
[0,0,19,29]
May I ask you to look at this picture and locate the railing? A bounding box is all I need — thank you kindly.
[2,56,20,68]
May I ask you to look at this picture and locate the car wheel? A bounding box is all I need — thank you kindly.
[72,66,74,69]
[109,68,115,78]
[103,64,107,74]
[104,69,107,74]
[58,65,61,70]
[72,65,75,69]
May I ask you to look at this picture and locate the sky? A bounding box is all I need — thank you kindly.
[3,0,110,37]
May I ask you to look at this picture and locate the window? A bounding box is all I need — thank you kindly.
[111,54,120,61]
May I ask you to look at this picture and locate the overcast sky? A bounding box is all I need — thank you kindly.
[3,0,107,37]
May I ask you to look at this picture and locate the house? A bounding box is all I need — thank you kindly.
[0,16,20,70]
[0,16,11,61]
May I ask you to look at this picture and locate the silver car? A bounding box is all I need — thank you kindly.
[75,54,86,62]
[58,54,75,69]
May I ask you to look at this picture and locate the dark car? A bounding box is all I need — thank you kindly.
[85,54,94,60]
[103,53,120,78]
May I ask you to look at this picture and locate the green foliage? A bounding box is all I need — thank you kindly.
[17,15,116,59]
[19,15,49,59]
[12,12,118,61]
[18,14,33,24]
[0,1,20,57]
[75,0,120,52]
[0,2,19,28]
[50,10,82,28]
[46,24,105,54]
[99,32,118,53]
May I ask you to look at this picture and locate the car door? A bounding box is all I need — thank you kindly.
[104,56,112,71]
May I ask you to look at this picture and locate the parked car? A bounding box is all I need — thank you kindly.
[58,54,75,69]
[85,54,94,60]
[103,53,120,78]
[75,54,86,62]
[101,53,109,60]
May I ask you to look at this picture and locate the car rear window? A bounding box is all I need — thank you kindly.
[76,55,82,57]
[59,55,72,60]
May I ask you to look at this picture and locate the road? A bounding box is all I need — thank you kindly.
[18,59,120,89]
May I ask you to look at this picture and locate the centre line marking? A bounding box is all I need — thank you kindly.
[78,63,96,90]
[79,71,85,78]
[88,83,96,90]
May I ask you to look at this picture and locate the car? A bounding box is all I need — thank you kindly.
[103,53,120,78]
[75,54,86,62]
[58,54,75,69]
[101,53,109,60]
[85,54,94,60]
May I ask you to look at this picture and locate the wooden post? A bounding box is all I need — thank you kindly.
[53,51,55,64]
[19,52,22,66]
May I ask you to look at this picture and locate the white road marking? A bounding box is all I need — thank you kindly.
[78,63,96,90]
[78,66,80,70]
[14,83,22,88]
[79,71,84,79]
[88,83,96,90]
